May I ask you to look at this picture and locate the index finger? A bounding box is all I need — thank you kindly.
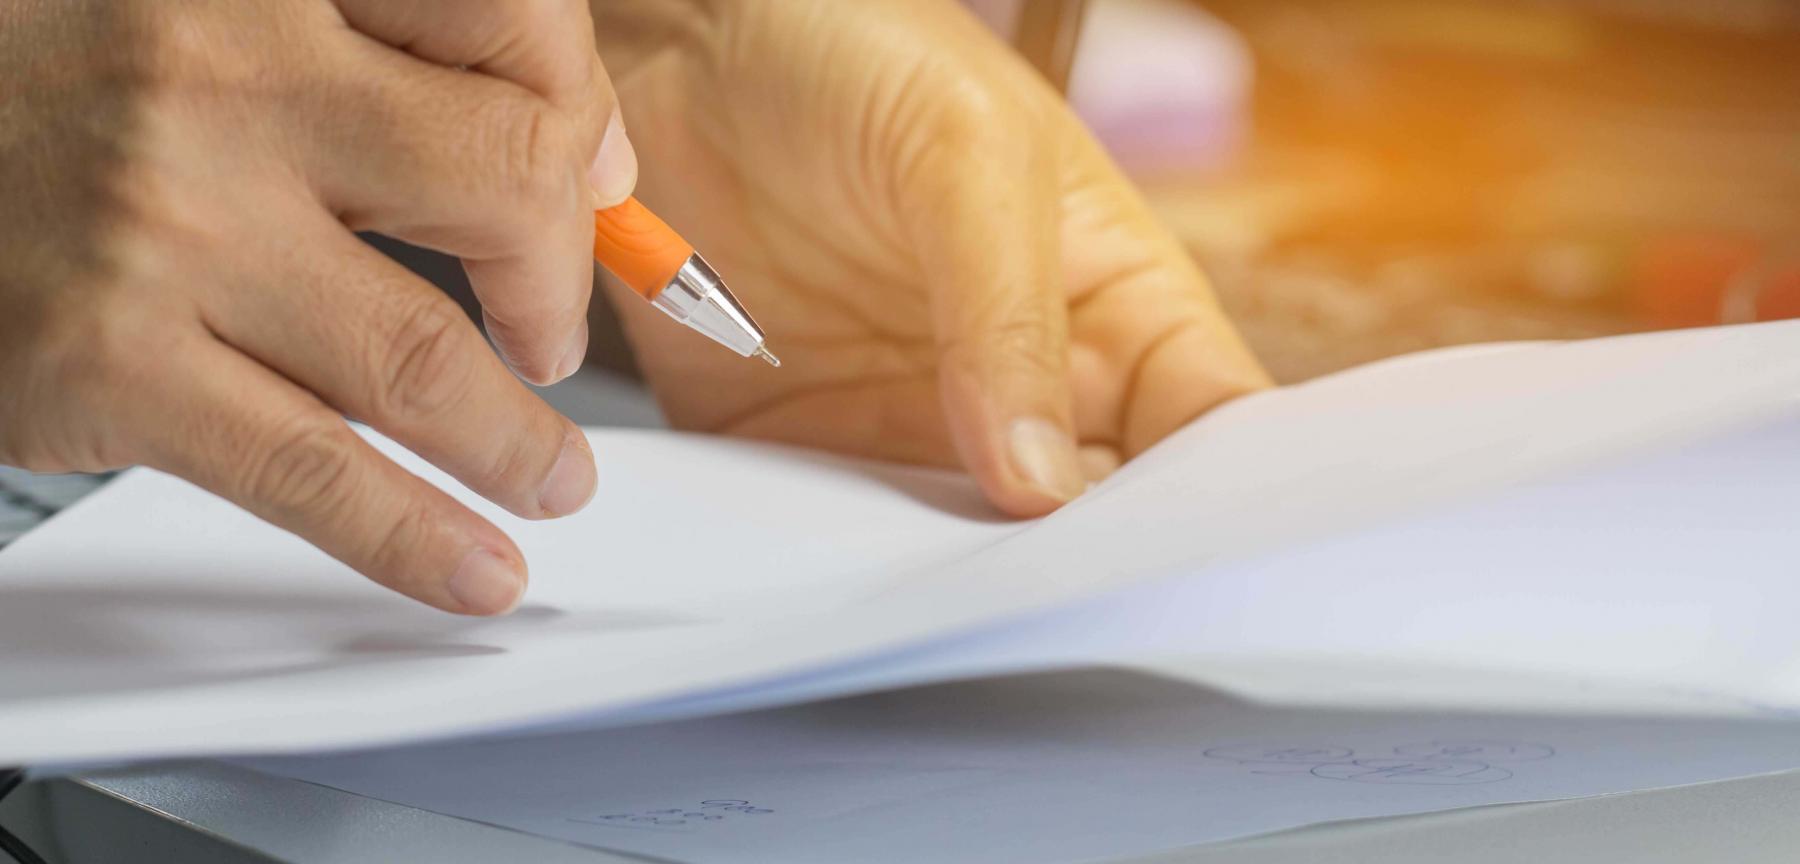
[331,0,632,382]
[900,97,1084,517]
[144,338,529,616]
[1044,104,1270,460]
[201,218,597,522]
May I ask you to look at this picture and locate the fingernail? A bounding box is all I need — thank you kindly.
[1008,416,1086,502]
[539,433,598,517]
[588,108,638,209]
[556,322,589,382]
[1078,444,1123,483]
[448,548,524,615]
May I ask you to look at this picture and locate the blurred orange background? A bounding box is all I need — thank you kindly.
[1010,0,1800,382]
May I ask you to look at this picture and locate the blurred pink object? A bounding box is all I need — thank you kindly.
[965,0,1026,35]
[968,0,1253,176]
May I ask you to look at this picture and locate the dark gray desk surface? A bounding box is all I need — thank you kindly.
[7,760,1800,863]
[5,370,1800,863]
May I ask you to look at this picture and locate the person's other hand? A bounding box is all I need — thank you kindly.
[594,0,1270,517]
[0,0,638,614]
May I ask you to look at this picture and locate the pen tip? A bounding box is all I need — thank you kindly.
[754,346,781,368]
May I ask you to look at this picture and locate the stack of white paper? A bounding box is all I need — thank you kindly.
[241,669,1800,864]
[5,321,1800,766]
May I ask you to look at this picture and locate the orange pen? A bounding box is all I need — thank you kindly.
[592,197,779,367]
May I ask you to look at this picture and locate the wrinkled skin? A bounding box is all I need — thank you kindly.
[0,0,632,615]
[0,0,1268,618]
[596,0,1271,516]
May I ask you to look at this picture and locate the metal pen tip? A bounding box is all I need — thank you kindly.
[754,346,781,368]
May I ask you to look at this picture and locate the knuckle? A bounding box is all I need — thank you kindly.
[142,4,266,100]
[943,81,1008,132]
[892,76,1030,202]
[509,0,571,37]
[509,0,593,47]
[245,419,360,522]
[144,7,218,87]
[377,299,476,421]
[485,100,574,214]
[938,317,1060,380]
[483,420,550,499]
[928,76,1022,150]
[12,280,178,473]
[115,161,231,255]
[83,290,154,369]
[41,286,150,401]
[365,496,437,584]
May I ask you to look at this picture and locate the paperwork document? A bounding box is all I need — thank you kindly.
[6,321,1800,766]
[243,670,1800,864]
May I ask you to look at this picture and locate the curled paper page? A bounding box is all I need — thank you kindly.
[5,321,1800,765]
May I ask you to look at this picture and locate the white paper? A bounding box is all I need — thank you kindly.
[706,401,1800,723]
[241,668,1800,864]
[6,321,1800,765]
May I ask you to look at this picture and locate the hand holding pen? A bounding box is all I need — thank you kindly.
[0,0,1267,618]
[0,1,629,615]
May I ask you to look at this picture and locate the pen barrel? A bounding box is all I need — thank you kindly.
[593,197,695,299]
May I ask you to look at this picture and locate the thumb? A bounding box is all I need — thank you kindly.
[905,121,1084,517]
